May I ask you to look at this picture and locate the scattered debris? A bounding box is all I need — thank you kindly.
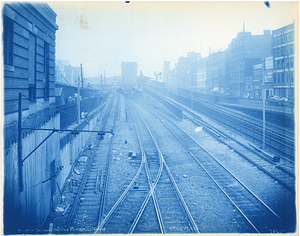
[195,127,203,132]
[55,206,64,212]
[128,151,133,157]
[183,175,187,178]
[74,168,81,175]
[78,156,88,163]
[231,149,234,152]
[125,140,127,144]
[88,141,94,149]
[63,204,70,215]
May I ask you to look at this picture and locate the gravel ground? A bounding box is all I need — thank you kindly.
[137,97,296,233]
[134,102,256,233]
[46,93,296,234]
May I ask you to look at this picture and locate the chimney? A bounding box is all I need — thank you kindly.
[243,22,245,32]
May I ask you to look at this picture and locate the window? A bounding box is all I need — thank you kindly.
[281,47,285,56]
[290,57,294,68]
[291,31,294,41]
[277,48,281,57]
[3,16,13,66]
[282,73,285,83]
[287,33,290,42]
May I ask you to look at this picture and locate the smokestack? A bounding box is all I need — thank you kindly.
[243,22,245,32]
[209,47,211,55]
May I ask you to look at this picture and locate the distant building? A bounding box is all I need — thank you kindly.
[121,62,137,84]
[55,60,81,86]
[163,61,170,85]
[272,22,295,100]
[196,56,207,93]
[206,49,227,94]
[228,27,272,97]
[175,52,200,89]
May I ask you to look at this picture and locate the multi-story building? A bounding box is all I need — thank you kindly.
[196,56,207,93]
[121,62,137,84]
[228,27,272,97]
[206,49,227,94]
[175,52,200,89]
[3,2,59,233]
[272,22,295,100]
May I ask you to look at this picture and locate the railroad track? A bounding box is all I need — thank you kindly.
[135,101,292,233]
[95,102,199,234]
[59,94,119,233]
[182,113,295,192]
[160,90,295,160]
[157,93,295,182]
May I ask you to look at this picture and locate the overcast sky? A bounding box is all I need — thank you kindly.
[47,1,297,78]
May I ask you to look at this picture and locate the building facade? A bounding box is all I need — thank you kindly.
[228,30,272,97]
[206,50,227,94]
[3,3,59,233]
[272,22,295,100]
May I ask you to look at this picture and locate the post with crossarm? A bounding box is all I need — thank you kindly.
[262,58,266,149]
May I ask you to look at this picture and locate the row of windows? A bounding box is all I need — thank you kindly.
[3,15,51,100]
[273,44,294,57]
[229,48,245,60]
[274,72,294,84]
[273,31,294,45]
[274,57,294,69]
[230,71,245,80]
[230,60,245,71]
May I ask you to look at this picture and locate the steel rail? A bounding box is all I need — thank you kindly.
[127,103,165,234]
[148,106,284,232]
[154,108,282,221]
[95,95,121,234]
[162,92,295,159]
[132,102,200,234]
[162,93,295,162]
[65,94,116,229]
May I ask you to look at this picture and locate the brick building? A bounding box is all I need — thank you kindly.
[3,2,59,233]
[228,28,272,97]
[272,22,295,100]
[206,50,227,94]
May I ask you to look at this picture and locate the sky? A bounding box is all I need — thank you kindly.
[47,1,297,78]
